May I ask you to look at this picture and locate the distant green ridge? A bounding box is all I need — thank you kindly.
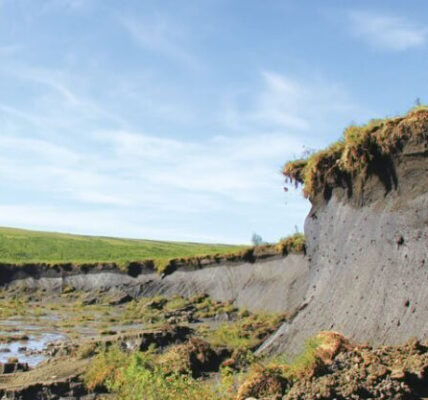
[0,226,245,266]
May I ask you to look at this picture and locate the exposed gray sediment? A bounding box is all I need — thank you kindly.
[4,255,309,313]
[262,111,428,355]
[138,254,308,313]
[262,192,428,355]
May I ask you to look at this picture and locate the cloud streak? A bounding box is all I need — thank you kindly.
[222,70,359,140]
[120,15,201,69]
[349,10,428,51]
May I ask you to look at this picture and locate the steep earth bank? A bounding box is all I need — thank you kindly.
[3,254,309,313]
[262,108,428,356]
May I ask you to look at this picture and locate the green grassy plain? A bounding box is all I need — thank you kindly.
[0,227,245,265]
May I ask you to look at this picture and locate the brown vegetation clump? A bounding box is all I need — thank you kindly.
[158,337,225,378]
[236,365,290,400]
[313,331,353,366]
[283,106,428,199]
[275,233,306,256]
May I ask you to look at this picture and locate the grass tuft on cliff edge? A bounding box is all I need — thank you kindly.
[284,105,428,199]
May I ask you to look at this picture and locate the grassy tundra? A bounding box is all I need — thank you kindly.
[0,227,245,265]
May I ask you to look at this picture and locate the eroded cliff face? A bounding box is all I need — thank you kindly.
[6,255,309,314]
[261,109,428,355]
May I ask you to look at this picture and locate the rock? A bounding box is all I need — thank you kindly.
[138,325,193,351]
[108,293,133,305]
[0,361,29,374]
[82,295,97,305]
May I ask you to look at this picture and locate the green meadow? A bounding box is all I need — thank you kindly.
[0,227,245,265]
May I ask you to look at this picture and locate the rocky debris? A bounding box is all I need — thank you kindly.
[107,292,133,305]
[137,325,193,351]
[0,361,28,374]
[284,340,428,399]
[235,334,428,400]
[0,335,29,344]
[112,325,194,352]
[0,377,101,400]
[81,295,97,305]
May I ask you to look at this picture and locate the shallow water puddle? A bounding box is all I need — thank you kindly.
[0,332,66,367]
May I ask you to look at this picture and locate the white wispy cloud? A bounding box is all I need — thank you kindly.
[0,204,250,243]
[349,10,428,51]
[120,15,201,69]
[223,70,359,138]
[12,66,107,114]
[0,104,46,128]
[0,65,127,136]
[94,128,303,201]
[255,72,311,130]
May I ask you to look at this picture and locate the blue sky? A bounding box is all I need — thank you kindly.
[1,0,427,244]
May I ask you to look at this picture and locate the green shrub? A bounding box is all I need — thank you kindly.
[88,349,217,400]
[84,345,128,391]
[208,313,285,352]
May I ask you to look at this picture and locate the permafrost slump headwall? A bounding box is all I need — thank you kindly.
[260,109,428,355]
[2,109,427,357]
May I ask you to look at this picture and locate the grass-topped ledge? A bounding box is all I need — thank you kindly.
[283,106,428,200]
[0,227,306,278]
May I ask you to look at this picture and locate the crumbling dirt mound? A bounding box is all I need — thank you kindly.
[237,365,290,400]
[312,331,353,367]
[159,337,230,378]
[238,334,428,400]
[285,339,428,400]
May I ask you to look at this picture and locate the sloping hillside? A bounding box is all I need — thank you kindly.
[0,227,244,265]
